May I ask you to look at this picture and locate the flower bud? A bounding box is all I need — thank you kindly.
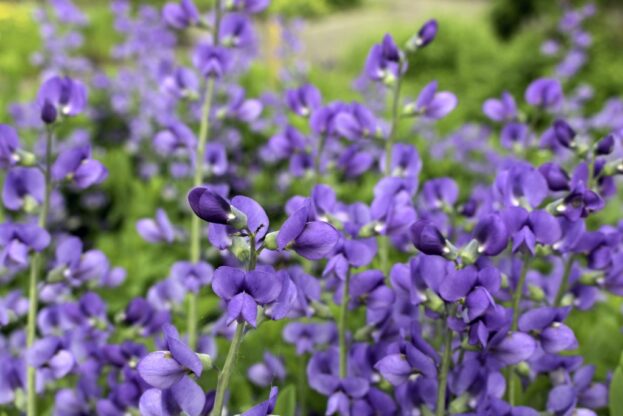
[553,119,576,148]
[596,134,615,155]
[230,236,250,264]
[197,353,213,370]
[41,100,58,125]
[263,231,278,250]
[406,19,438,51]
[528,285,545,302]
[14,149,37,167]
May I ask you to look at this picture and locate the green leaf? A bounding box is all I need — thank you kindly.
[610,352,623,416]
[273,384,296,416]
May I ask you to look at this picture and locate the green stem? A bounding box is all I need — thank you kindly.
[210,322,245,416]
[378,75,403,276]
[313,134,326,183]
[383,76,403,177]
[187,76,216,350]
[27,126,54,416]
[507,256,530,405]
[298,353,308,416]
[511,256,530,332]
[554,255,574,307]
[436,305,455,416]
[338,268,351,378]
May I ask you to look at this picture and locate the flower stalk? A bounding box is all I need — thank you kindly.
[338,268,352,378]
[26,126,54,416]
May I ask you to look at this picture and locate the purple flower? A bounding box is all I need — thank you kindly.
[553,119,576,148]
[52,145,108,189]
[220,87,263,122]
[169,261,214,293]
[247,353,286,387]
[483,92,517,122]
[286,84,322,117]
[518,307,578,353]
[160,67,199,99]
[525,78,563,109]
[276,202,340,260]
[137,209,176,244]
[539,163,571,192]
[220,13,255,48]
[192,44,231,78]
[375,342,437,385]
[406,80,458,119]
[241,387,278,416]
[162,0,200,29]
[227,0,270,13]
[187,187,246,228]
[473,214,509,256]
[282,322,336,355]
[2,167,44,211]
[406,19,438,50]
[502,207,562,254]
[211,266,282,327]
[37,75,88,118]
[0,125,22,168]
[488,331,537,365]
[365,34,405,85]
[333,103,380,140]
[410,220,451,257]
[137,324,203,389]
[153,122,197,156]
[500,122,530,149]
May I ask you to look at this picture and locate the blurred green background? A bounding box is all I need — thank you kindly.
[2,0,623,413]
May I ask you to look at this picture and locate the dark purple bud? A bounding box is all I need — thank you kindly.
[41,100,57,124]
[187,187,246,228]
[412,19,438,49]
[553,119,576,148]
[410,220,449,257]
[539,163,570,191]
[596,134,615,155]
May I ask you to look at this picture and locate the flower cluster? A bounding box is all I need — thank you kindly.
[1,1,622,416]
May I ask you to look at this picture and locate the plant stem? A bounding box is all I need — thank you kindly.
[338,268,351,378]
[436,305,455,416]
[298,353,307,416]
[507,256,530,406]
[511,256,530,332]
[210,322,245,416]
[313,134,326,182]
[187,76,216,350]
[378,75,403,276]
[383,76,403,177]
[554,255,574,307]
[26,126,54,416]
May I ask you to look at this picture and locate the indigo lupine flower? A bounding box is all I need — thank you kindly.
[282,322,337,355]
[365,34,405,85]
[0,125,26,168]
[375,341,437,385]
[0,223,50,268]
[410,219,452,257]
[286,84,322,117]
[483,91,517,122]
[28,336,75,382]
[220,13,255,48]
[192,44,232,78]
[265,125,308,160]
[307,348,370,415]
[539,162,571,191]
[406,19,438,51]
[518,307,578,353]
[404,80,458,119]
[553,119,576,148]
[219,86,263,122]
[169,261,213,293]
[37,75,88,118]
[500,122,530,149]
[494,163,548,208]
[187,186,248,228]
[502,207,562,254]
[247,352,286,387]
[525,78,563,109]
[472,214,509,256]
[162,0,200,29]
[595,134,614,155]
[241,387,278,416]
[0,290,28,326]
[421,177,458,210]
[153,122,197,156]
[227,0,270,13]
[52,145,108,189]
[204,142,228,176]
[212,266,282,327]
[274,200,340,260]
[333,102,380,140]
[160,66,199,99]
[137,324,204,397]
[137,209,176,244]
[2,167,44,211]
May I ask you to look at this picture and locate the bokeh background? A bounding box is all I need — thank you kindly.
[1,0,623,413]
